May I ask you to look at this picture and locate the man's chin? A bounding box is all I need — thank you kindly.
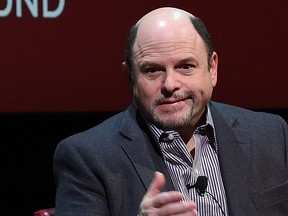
[152,113,191,130]
[157,108,189,119]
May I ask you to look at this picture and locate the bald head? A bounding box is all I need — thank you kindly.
[125,7,213,71]
[136,7,193,26]
[135,8,194,48]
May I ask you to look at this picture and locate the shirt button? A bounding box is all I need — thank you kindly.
[168,134,174,141]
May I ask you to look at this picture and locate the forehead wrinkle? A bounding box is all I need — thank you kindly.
[133,38,202,62]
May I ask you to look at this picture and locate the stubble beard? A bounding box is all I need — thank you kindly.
[143,94,195,131]
[150,105,194,130]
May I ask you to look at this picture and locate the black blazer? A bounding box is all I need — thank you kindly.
[54,101,288,216]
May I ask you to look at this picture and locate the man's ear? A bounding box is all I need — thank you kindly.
[122,61,133,90]
[209,52,218,87]
[122,61,129,74]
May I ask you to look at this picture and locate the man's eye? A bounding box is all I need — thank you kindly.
[181,64,194,69]
[145,68,158,73]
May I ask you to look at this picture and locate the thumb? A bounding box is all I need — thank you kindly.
[145,171,166,198]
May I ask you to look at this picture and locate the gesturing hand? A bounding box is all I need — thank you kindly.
[138,171,197,216]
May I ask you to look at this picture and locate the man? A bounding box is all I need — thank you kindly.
[53,7,288,216]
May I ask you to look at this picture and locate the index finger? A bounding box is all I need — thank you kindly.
[145,171,166,198]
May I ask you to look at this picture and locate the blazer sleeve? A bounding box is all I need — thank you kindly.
[250,115,288,215]
[53,138,111,216]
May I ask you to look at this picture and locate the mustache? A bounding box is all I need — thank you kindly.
[154,93,194,105]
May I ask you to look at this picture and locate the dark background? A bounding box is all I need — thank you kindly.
[0,0,287,215]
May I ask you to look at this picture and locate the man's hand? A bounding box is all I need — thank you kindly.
[138,171,197,216]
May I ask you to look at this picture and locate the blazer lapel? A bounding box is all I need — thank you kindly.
[118,103,175,192]
[210,102,251,215]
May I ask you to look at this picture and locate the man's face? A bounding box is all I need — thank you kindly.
[130,15,217,131]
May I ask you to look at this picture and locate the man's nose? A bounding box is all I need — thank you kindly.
[161,69,181,94]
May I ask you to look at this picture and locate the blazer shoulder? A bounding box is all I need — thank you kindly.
[65,111,126,143]
[210,101,287,127]
[55,104,140,153]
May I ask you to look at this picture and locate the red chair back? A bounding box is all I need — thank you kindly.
[34,208,55,216]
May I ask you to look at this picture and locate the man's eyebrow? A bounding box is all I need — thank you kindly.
[178,57,198,63]
[139,61,162,68]
[138,56,199,70]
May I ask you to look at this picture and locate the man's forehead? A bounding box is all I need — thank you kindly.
[135,19,199,51]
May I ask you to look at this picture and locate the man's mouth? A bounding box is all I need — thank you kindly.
[159,99,184,105]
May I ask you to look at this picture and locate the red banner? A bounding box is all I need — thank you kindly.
[1,1,288,112]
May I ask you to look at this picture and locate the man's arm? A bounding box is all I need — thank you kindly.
[53,139,110,216]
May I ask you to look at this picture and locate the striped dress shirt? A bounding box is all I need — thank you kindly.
[146,105,229,216]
